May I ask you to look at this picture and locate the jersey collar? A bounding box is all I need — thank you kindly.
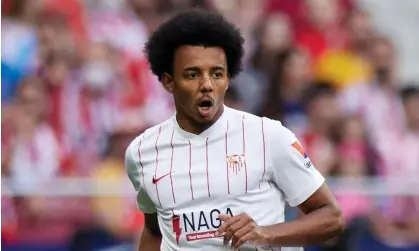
[172,105,230,141]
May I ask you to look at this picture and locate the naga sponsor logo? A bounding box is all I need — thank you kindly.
[172,208,234,244]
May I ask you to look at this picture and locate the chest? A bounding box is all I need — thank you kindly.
[139,129,271,211]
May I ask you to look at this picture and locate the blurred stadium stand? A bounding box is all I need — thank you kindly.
[2,0,418,251]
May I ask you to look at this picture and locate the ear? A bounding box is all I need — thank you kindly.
[225,75,230,91]
[162,73,174,93]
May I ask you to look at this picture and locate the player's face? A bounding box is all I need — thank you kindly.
[163,46,229,132]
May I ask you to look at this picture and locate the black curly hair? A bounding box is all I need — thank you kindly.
[144,9,245,82]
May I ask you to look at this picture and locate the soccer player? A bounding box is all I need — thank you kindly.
[125,9,344,251]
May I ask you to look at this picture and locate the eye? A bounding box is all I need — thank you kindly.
[213,71,223,79]
[186,72,198,80]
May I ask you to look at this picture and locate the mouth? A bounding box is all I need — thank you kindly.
[197,98,214,117]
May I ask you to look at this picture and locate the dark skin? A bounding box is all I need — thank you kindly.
[138,46,344,250]
[139,45,230,251]
[217,184,344,249]
[162,45,229,135]
[138,213,161,251]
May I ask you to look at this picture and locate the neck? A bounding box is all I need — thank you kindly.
[176,105,224,135]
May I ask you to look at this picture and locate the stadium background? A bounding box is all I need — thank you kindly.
[1,0,419,250]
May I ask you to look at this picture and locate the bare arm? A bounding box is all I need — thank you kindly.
[262,183,345,246]
[217,122,344,249]
[138,213,162,251]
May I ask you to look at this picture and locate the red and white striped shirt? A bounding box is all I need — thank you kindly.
[125,106,325,251]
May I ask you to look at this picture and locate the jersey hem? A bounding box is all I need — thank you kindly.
[287,178,325,207]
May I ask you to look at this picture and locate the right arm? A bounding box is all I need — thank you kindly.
[139,213,162,251]
[125,137,162,251]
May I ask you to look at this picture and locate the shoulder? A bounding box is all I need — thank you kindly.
[226,107,294,142]
[125,118,174,164]
[225,106,263,127]
[261,117,296,146]
[127,117,174,148]
[140,118,174,144]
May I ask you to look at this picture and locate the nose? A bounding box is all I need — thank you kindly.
[199,74,213,93]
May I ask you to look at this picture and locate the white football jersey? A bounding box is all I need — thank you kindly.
[126,106,325,251]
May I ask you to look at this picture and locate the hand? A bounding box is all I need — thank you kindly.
[216,213,270,249]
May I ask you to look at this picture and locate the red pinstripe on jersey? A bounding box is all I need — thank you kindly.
[206,137,211,197]
[169,129,176,203]
[225,120,230,194]
[154,126,162,206]
[138,136,146,192]
[188,140,194,200]
[242,115,248,193]
[260,118,270,189]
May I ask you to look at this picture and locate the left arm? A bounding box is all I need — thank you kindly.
[262,183,344,246]
[217,119,344,248]
[218,184,344,249]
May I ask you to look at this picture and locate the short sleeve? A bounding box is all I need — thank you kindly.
[265,118,325,207]
[125,138,157,214]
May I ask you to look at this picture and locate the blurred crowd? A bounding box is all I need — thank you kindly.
[1,0,419,251]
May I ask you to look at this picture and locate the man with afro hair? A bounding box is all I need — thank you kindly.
[125,9,344,251]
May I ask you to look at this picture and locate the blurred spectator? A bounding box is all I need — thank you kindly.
[334,116,373,223]
[42,0,87,49]
[315,9,375,89]
[71,42,124,174]
[125,0,166,31]
[2,1,419,250]
[264,0,353,26]
[377,85,419,178]
[249,13,293,76]
[402,85,419,134]
[87,0,148,58]
[231,13,293,113]
[300,82,340,175]
[8,77,61,191]
[213,0,266,56]
[86,0,173,122]
[264,0,303,24]
[37,51,81,177]
[72,127,146,251]
[1,195,18,244]
[168,0,212,12]
[261,48,311,136]
[1,0,40,103]
[368,86,419,248]
[340,36,405,152]
[36,11,77,66]
[295,0,347,61]
[3,77,92,244]
[91,127,146,239]
[224,86,245,111]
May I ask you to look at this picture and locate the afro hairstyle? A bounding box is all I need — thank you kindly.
[144,9,245,82]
